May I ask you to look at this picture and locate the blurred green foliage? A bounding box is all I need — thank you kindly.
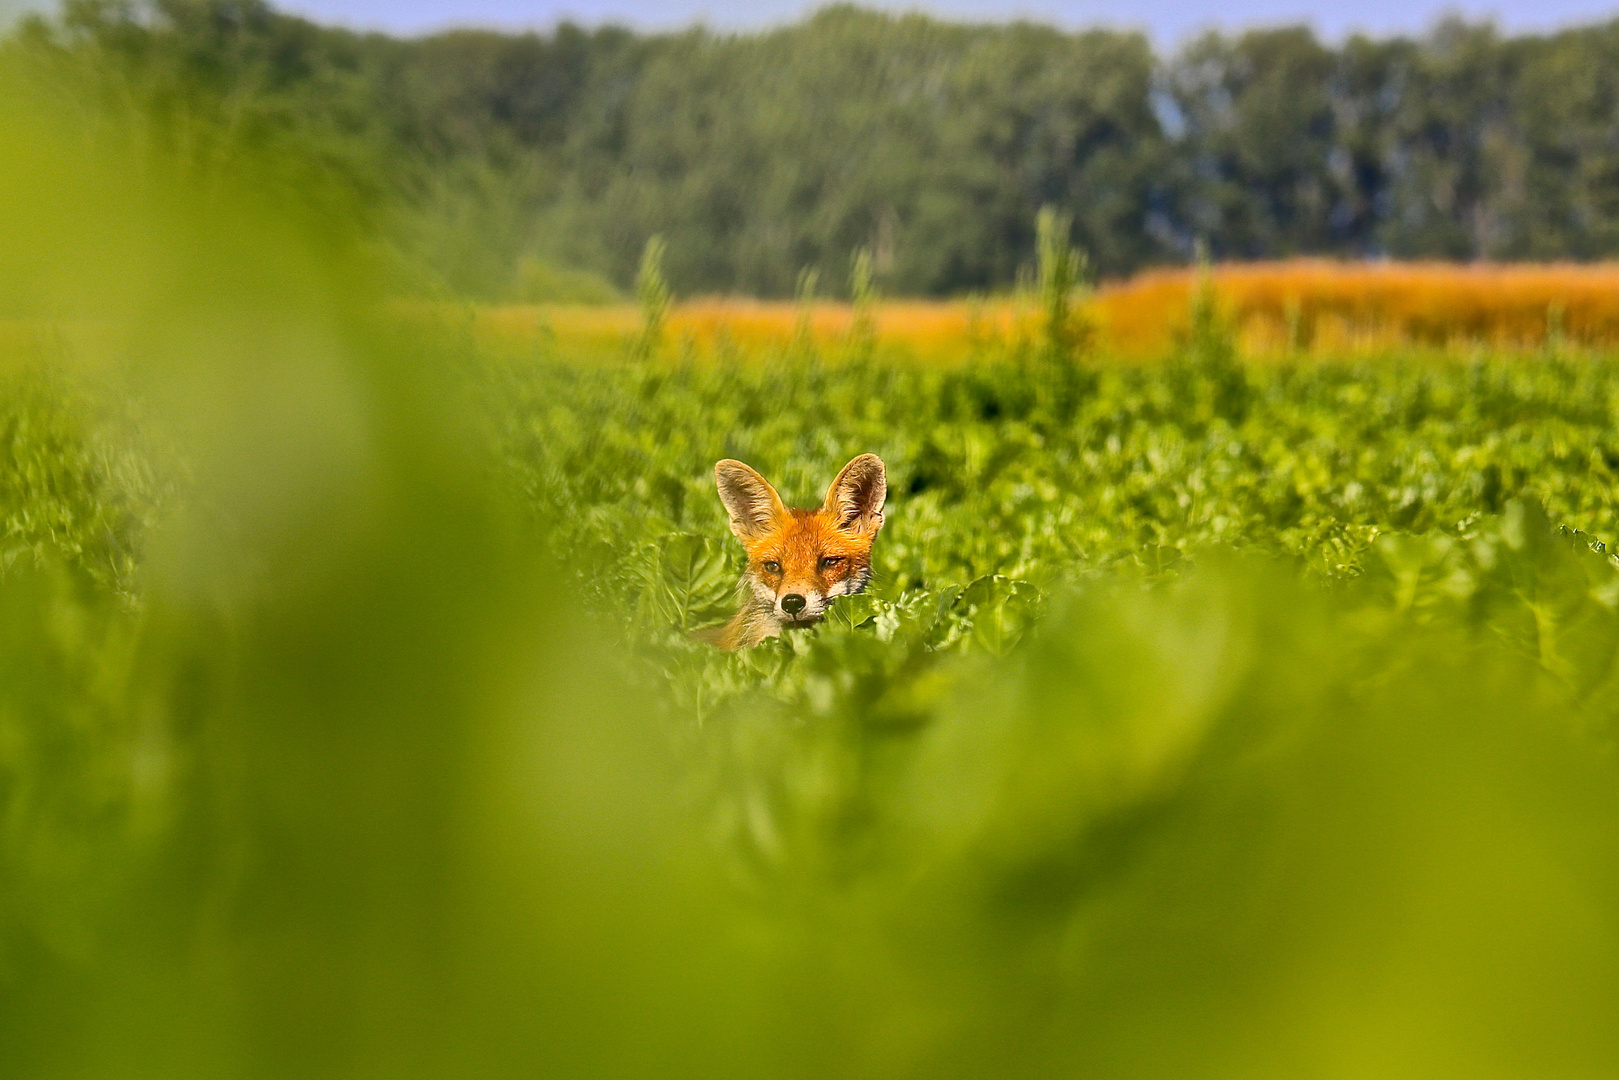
[18,2,1619,296]
[0,368,171,599]
[6,15,1619,1080]
[511,256,620,304]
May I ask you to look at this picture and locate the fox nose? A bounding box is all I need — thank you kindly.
[781,594,807,615]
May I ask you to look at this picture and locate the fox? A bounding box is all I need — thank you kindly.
[699,454,887,650]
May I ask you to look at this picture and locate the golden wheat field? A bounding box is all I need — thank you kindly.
[448,260,1619,362]
[1106,260,1619,355]
[451,297,1017,364]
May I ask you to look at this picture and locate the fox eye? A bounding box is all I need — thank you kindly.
[820,556,845,569]
[762,560,781,574]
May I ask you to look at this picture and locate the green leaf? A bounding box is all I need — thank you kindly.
[823,592,881,632]
[640,533,734,631]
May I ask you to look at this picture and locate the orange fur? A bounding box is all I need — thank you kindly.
[703,454,886,649]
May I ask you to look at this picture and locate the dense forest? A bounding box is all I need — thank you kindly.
[12,0,1619,298]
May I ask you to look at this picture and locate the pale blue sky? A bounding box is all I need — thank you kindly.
[265,0,1619,45]
[4,0,1618,45]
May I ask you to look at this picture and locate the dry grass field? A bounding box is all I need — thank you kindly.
[447,260,1619,363]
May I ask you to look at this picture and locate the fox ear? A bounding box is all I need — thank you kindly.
[824,453,886,535]
[715,459,787,540]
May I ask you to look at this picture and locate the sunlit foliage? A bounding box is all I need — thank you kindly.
[6,13,1619,1080]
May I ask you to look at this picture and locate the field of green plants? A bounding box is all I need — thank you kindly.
[7,61,1619,1080]
[9,293,1619,1075]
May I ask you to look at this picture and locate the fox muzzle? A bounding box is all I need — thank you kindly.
[776,588,825,621]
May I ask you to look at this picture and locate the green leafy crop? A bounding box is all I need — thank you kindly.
[7,42,1619,1080]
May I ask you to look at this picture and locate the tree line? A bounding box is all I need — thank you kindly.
[12,0,1619,298]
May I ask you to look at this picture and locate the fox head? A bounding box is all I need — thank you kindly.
[708,454,886,647]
